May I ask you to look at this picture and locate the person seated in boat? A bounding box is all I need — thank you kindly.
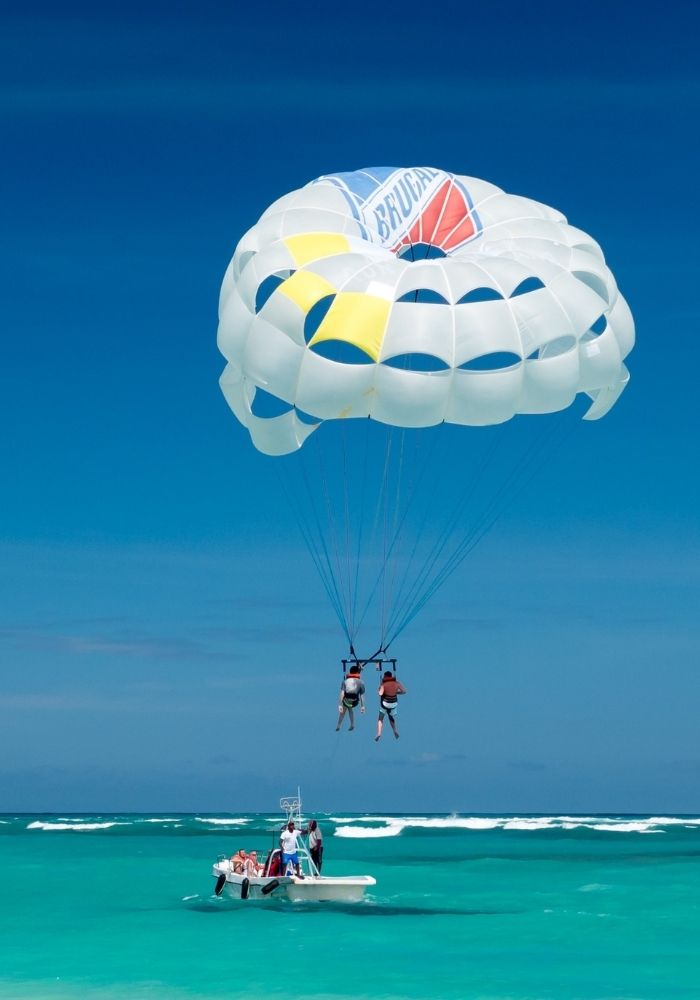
[279,821,304,877]
[264,848,282,877]
[244,850,262,877]
[336,664,365,732]
[375,670,406,741]
[230,848,247,874]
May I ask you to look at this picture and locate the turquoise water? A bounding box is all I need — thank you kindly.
[1,813,700,999]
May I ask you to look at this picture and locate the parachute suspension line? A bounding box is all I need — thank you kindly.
[432,415,571,593]
[381,427,408,649]
[313,433,353,639]
[391,427,436,606]
[340,422,355,640]
[350,422,371,644]
[385,422,539,645]
[381,427,456,641]
[428,412,576,599]
[379,430,392,649]
[361,426,395,637]
[385,426,505,641]
[353,427,409,641]
[385,412,576,646]
[273,461,349,641]
[369,427,394,557]
[274,463,332,610]
[387,430,421,619]
[296,455,351,639]
[353,425,444,640]
[300,446,354,641]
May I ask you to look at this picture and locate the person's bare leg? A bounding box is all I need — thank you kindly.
[336,706,346,731]
[389,715,399,739]
[375,712,384,741]
[348,706,355,731]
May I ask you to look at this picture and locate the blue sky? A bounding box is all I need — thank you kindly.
[1,0,699,813]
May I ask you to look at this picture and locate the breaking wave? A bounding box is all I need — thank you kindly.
[26,821,126,831]
[3,813,699,838]
[194,817,251,825]
[332,815,699,837]
[335,824,404,838]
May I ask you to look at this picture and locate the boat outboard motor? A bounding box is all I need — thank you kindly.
[261,878,280,896]
[240,877,250,900]
[214,873,226,896]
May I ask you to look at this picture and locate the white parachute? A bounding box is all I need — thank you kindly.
[218,166,633,457]
[216,167,634,654]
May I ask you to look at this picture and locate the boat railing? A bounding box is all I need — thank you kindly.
[215,790,321,879]
[279,791,320,878]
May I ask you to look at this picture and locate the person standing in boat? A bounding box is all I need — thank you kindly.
[307,820,324,873]
[336,664,365,732]
[279,821,304,877]
[375,671,406,741]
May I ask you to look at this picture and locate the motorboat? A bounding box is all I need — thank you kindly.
[211,793,376,902]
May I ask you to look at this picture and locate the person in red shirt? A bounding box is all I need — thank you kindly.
[375,670,406,741]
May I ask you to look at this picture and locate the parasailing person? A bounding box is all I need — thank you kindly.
[336,663,365,732]
[375,670,407,741]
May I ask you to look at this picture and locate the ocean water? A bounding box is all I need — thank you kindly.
[2,813,700,1000]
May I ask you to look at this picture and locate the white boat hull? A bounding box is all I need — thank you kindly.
[285,874,375,902]
[212,863,375,902]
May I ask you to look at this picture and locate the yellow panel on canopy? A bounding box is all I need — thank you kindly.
[276,270,336,313]
[309,292,391,362]
[284,233,350,267]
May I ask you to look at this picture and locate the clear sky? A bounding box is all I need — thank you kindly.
[2,0,699,813]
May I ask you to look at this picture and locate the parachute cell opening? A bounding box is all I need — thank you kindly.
[396,243,447,261]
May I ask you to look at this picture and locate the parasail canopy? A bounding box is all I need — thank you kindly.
[218,166,634,458]
[216,167,634,654]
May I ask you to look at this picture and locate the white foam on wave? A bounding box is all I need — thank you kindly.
[332,814,695,838]
[329,815,412,824]
[333,817,505,837]
[142,817,182,823]
[646,816,700,826]
[336,816,502,829]
[410,817,502,830]
[334,824,403,838]
[546,815,601,824]
[583,822,661,834]
[27,821,125,831]
[557,820,660,834]
[503,819,557,831]
[194,817,251,825]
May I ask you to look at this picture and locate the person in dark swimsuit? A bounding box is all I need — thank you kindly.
[375,671,406,741]
[307,819,324,872]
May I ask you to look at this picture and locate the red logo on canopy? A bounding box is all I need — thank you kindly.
[392,179,478,255]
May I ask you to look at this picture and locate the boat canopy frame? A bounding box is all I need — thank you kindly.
[279,790,320,878]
